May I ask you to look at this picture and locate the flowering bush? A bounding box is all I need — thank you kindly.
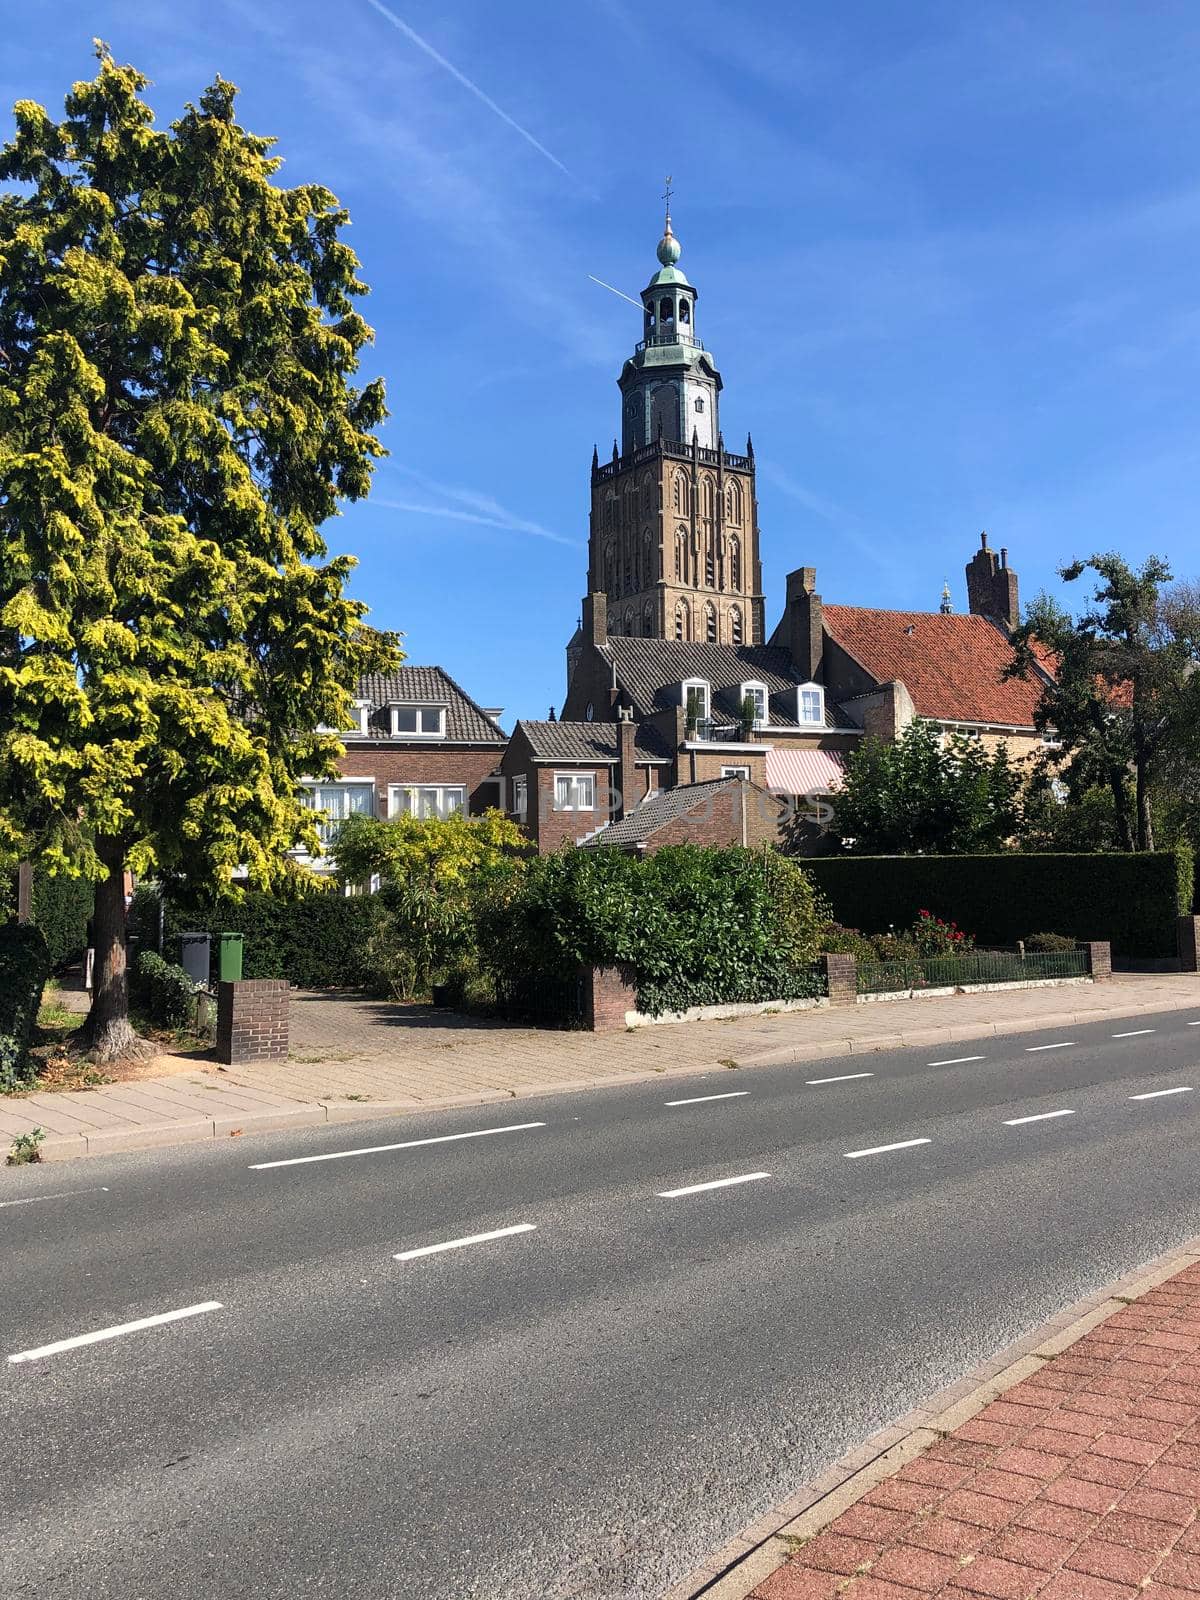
[912,910,974,957]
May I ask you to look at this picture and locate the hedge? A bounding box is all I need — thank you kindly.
[31,869,94,971]
[0,923,50,1090]
[805,849,1193,959]
[139,887,386,989]
[133,952,198,1030]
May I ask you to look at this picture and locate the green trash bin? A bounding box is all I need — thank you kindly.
[217,932,244,983]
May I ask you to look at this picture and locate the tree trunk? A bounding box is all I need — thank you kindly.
[1109,767,1135,852]
[80,836,151,1061]
[1136,758,1155,852]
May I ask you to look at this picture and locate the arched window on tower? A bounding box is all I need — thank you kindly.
[603,541,615,595]
[675,602,690,641]
[705,540,715,587]
[730,604,744,645]
[624,605,635,637]
[702,477,715,518]
[705,602,718,643]
[642,532,653,585]
[672,474,683,513]
[729,536,741,591]
[679,298,690,326]
[643,600,654,635]
[675,525,686,581]
[659,297,674,327]
[641,477,652,512]
[726,480,741,525]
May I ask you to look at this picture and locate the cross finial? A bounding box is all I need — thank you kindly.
[662,174,673,225]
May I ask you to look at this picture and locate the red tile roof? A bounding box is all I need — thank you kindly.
[823,606,1048,727]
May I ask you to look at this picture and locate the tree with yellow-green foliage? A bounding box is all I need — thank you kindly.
[0,46,399,1057]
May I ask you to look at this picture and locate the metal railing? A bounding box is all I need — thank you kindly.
[593,438,752,481]
[857,948,1088,995]
[636,332,705,352]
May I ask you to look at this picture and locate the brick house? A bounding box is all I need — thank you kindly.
[580,775,787,855]
[298,666,507,870]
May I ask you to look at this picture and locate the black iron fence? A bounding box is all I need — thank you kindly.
[856,948,1088,996]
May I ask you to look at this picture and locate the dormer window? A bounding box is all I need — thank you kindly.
[390,704,446,738]
[353,699,370,735]
[681,678,710,729]
[797,683,825,725]
[739,681,768,729]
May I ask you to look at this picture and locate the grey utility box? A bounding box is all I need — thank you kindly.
[179,931,211,987]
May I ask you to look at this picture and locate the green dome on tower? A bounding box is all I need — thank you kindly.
[657,223,682,266]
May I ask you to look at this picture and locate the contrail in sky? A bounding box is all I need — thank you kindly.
[361,0,572,177]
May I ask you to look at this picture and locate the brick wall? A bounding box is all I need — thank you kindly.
[684,748,769,786]
[337,743,504,817]
[582,964,638,1031]
[216,979,289,1066]
[533,766,614,852]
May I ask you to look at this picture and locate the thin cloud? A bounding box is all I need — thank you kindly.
[374,473,580,547]
[360,0,572,177]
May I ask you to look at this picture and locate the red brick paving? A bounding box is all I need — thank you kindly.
[751,1261,1200,1600]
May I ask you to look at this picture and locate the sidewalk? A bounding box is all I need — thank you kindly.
[2,972,1196,1162]
[670,1241,1200,1600]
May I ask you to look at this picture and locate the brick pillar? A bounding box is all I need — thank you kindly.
[820,952,857,1006]
[1083,940,1112,981]
[216,979,289,1065]
[1177,917,1200,974]
[581,964,638,1031]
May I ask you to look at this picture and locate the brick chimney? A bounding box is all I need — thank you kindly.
[583,590,608,647]
[965,533,1019,631]
[616,707,637,818]
[784,567,823,681]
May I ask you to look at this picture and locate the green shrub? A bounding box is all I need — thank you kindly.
[484,845,826,1017]
[0,924,50,1090]
[1025,932,1079,952]
[818,922,879,962]
[804,851,1190,958]
[158,887,386,989]
[133,951,197,1031]
[31,868,94,971]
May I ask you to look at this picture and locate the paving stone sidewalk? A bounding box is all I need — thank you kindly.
[749,1255,1200,1600]
[2,972,1196,1161]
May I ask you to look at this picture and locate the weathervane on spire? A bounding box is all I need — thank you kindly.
[656,176,682,267]
[662,174,674,228]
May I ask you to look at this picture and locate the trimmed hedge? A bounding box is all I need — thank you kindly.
[133,951,197,1030]
[0,923,50,1090]
[149,888,386,989]
[32,869,94,971]
[804,849,1193,959]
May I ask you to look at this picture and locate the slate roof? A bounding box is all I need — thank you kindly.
[354,667,506,743]
[515,719,672,764]
[580,777,746,848]
[600,638,851,729]
[822,607,1047,728]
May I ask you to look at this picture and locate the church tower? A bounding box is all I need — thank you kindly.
[585,197,765,646]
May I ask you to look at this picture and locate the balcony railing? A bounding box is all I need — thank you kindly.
[635,332,705,353]
[594,437,752,481]
[688,718,756,743]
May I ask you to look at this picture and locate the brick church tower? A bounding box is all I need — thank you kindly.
[583,199,765,647]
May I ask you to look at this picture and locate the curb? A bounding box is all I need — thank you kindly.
[660,1234,1200,1600]
[15,984,1200,1164]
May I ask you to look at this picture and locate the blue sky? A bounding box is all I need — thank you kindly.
[6,2,1200,722]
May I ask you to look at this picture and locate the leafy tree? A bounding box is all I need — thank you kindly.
[828,720,1023,855]
[0,49,397,1057]
[1018,779,1127,853]
[1009,555,1200,851]
[332,811,528,1000]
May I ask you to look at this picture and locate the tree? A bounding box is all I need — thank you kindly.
[1009,555,1200,851]
[0,49,398,1057]
[829,719,1023,855]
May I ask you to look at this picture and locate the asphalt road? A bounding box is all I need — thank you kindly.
[3,1005,1200,1599]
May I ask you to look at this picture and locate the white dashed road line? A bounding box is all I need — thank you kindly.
[665,1092,749,1106]
[0,1186,109,1210]
[1004,1109,1076,1126]
[394,1223,537,1262]
[8,1301,222,1365]
[1026,1042,1076,1053]
[658,1172,770,1199]
[927,1056,985,1067]
[843,1138,931,1160]
[1113,1030,1156,1039]
[806,1072,874,1085]
[250,1122,547,1170]
[1129,1087,1193,1101]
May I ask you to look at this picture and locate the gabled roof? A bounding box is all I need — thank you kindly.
[600,637,851,729]
[355,667,506,743]
[822,607,1047,728]
[514,719,672,764]
[580,777,750,848]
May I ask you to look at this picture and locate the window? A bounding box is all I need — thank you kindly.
[682,679,710,726]
[659,296,673,324]
[624,605,635,636]
[705,601,718,642]
[512,775,527,819]
[797,683,825,725]
[740,681,768,729]
[694,395,704,412]
[726,480,742,525]
[675,602,689,641]
[675,525,686,580]
[391,704,445,738]
[584,701,594,722]
[721,765,750,779]
[730,603,744,645]
[389,784,465,820]
[1042,730,1062,749]
[642,600,654,634]
[554,772,595,811]
[299,782,374,847]
[729,535,741,589]
[705,545,715,586]
[679,299,690,325]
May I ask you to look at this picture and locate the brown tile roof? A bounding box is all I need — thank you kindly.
[515,720,672,764]
[822,607,1047,728]
[355,667,507,744]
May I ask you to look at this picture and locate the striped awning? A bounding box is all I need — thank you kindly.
[764,747,847,795]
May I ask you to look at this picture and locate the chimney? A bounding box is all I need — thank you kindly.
[966,532,1020,631]
[616,707,637,819]
[582,590,607,647]
[784,566,823,681]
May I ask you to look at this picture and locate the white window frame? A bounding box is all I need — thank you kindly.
[553,771,596,812]
[512,774,528,819]
[739,680,769,729]
[797,682,825,726]
[1042,730,1063,749]
[721,765,751,779]
[389,704,447,739]
[298,779,375,848]
[681,677,711,725]
[387,783,466,819]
